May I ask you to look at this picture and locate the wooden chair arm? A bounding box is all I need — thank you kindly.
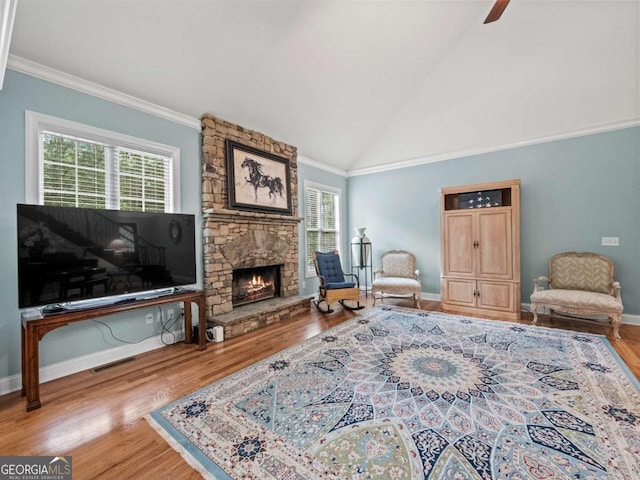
[612,281,622,300]
[533,276,548,291]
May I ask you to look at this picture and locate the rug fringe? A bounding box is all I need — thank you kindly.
[145,413,220,480]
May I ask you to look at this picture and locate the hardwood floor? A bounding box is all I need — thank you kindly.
[1,297,638,479]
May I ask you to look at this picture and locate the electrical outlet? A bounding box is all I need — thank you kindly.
[145,313,154,324]
[601,237,619,246]
[168,309,174,321]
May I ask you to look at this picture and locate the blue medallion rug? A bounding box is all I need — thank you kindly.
[147,307,640,479]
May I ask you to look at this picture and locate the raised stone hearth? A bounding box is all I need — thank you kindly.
[211,296,312,339]
[201,114,311,338]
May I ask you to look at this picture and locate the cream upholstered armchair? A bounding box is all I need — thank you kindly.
[372,250,421,309]
[530,252,623,340]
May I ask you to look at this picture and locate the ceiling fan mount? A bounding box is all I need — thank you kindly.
[484,0,511,24]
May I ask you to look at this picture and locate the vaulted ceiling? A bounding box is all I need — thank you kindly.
[7,1,640,174]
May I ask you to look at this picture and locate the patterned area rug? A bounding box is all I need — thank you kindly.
[147,307,640,479]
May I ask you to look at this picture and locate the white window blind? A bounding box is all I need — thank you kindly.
[305,183,340,276]
[26,111,180,212]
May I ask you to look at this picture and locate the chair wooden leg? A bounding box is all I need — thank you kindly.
[610,313,622,341]
[414,293,421,309]
[531,303,539,324]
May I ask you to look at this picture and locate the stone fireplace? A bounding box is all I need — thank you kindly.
[201,114,312,339]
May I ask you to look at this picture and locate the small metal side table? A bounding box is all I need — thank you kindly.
[350,237,372,297]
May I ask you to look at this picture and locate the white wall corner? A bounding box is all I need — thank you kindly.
[0,0,18,90]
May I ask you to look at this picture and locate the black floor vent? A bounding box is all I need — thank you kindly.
[92,356,136,373]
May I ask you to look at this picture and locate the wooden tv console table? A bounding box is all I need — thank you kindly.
[21,289,207,411]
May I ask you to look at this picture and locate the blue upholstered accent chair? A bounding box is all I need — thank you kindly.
[312,250,364,313]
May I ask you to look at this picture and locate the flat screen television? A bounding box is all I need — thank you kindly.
[17,204,197,310]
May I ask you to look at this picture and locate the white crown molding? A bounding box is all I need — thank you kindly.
[0,0,18,90]
[348,118,640,177]
[298,154,348,177]
[7,54,201,130]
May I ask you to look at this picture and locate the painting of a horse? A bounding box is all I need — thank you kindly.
[226,139,292,214]
[241,157,284,202]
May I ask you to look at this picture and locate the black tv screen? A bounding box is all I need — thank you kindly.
[17,204,197,309]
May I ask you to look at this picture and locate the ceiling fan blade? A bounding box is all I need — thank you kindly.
[484,0,511,24]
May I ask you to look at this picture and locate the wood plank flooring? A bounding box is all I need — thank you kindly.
[1,297,638,479]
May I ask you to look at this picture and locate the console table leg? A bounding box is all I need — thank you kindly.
[21,324,26,397]
[184,302,193,344]
[24,324,41,411]
[197,299,206,350]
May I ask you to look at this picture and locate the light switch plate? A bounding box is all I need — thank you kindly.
[601,237,619,246]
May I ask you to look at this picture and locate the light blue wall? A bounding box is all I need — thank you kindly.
[0,70,202,378]
[2,68,637,384]
[348,126,640,316]
[297,162,349,297]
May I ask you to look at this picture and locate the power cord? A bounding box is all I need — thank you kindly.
[92,306,185,346]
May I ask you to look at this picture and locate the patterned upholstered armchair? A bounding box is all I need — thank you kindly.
[530,252,623,340]
[372,250,422,309]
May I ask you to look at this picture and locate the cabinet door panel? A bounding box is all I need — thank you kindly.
[477,210,512,279]
[443,278,476,306]
[477,281,515,311]
[443,213,474,276]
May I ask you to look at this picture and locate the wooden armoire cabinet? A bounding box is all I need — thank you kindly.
[440,179,521,319]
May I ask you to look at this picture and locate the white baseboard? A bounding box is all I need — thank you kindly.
[422,292,441,301]
[0,331,182,397]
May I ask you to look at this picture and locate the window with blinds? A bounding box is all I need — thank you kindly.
[26,111,180,212]
[305,183,340,276]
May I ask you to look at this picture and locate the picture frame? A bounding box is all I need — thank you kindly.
[225,139,292,215]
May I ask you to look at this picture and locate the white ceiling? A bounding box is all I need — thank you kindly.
[7,0,640,174]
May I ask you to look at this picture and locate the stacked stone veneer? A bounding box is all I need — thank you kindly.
[201,114,309,337]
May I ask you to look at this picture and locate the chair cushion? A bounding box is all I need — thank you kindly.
[315,251,346,283]
[325,281,356,290]
[531,289,623,313]
[372,277,421,294]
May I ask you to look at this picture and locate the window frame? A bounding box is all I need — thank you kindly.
[304,180,341,278]
[25,110,181,211]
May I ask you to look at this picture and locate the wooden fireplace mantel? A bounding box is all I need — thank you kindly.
[21,289,206,411]
[203,208,303,225]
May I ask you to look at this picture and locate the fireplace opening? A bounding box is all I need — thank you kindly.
[232,265,281,307]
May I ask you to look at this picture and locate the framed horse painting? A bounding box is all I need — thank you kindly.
[225,140,292,215]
